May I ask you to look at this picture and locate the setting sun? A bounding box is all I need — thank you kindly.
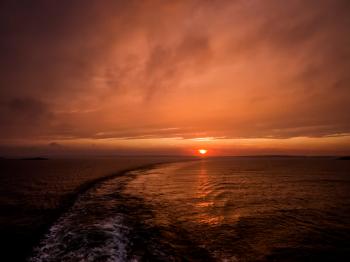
[198,149,208,155]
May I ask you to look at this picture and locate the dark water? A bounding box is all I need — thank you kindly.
[0,156,182,261]
[30,158,350,261]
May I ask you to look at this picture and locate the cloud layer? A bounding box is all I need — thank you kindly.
[0,0,349,154]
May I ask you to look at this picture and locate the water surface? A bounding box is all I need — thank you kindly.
[31,157,350,261]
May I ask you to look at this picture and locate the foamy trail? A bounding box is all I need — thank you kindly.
[29,163,191,262]
[29,171,138,262]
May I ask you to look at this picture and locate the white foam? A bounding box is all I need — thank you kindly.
[30,213,131,262]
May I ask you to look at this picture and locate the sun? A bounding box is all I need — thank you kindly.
[198,149,207,155]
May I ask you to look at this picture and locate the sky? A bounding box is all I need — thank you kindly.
[0,0,349,156]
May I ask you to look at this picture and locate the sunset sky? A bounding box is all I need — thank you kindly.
[0,0,349,156]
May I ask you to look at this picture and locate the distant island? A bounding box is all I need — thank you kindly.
[337,156,350,160]
[20,157,49,160]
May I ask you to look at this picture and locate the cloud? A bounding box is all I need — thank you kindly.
[7,97,49,119]
[0,0,349,153]
[48,142,62,147]
[0,97,54,139]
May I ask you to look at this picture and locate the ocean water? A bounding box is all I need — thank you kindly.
[30,157,350,261]
[0,156,183,261]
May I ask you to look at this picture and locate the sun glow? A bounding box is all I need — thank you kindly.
[198,149,207,155]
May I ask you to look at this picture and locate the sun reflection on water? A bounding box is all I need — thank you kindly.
[194,160,224,225]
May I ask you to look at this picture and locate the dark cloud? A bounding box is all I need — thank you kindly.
[0,97,50,123]
[0,97,54,140]
[48,142,62,147]
[7,97,48,118]
[142,34,211,99]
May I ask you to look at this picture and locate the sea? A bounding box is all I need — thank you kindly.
[26,157,350,261]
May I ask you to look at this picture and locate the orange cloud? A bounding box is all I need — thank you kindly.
[0,0,349,155]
